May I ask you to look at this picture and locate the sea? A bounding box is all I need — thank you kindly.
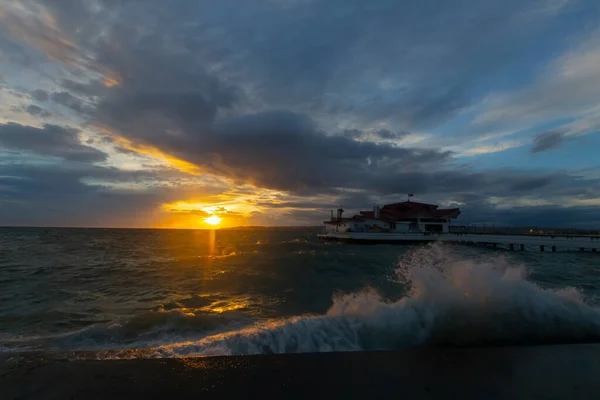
[1,227,600,358]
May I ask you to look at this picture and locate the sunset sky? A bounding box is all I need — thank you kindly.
[1,0,600,228]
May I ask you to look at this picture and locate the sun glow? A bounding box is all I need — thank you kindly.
[204,215,221,225]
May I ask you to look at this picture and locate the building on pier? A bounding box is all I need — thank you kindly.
[324,201,461,234]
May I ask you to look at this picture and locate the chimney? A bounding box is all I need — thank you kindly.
[337,205,344,220]
[373,206,380,219]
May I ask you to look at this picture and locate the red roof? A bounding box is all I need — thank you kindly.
[327,201,460,224]
[358,201,460,221]
[379,201,460,219]
[358,211,396,222]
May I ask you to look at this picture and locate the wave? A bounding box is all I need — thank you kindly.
[2,296,256,352]
[104,242,600,358]
[9,243,599,358]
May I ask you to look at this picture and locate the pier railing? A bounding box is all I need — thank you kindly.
[317,231,600,252]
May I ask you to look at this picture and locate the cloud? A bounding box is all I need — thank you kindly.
[531,131,567,153]
[0,122,107,162]
[96,104,453,194]
[50,91,92,114]
[472,27,600,139]
[459,203,600,229]
[12,0,578,129]
[24,104,51,118]
[0,2,87,68]
[0,163,154,227]
[31,89,49,102]
[0,161,231,227]
[457,140,524,156]
[163,205,246,220]
[343,129,410,141]
[1,0,600,227]
[7,1,598,199]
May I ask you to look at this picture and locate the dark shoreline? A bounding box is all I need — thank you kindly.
[3,344,600,399]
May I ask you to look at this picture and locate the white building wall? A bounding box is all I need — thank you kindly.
[325,224,338,233]
[326,218,452,233]
[362,219,390,231]
[394,222,411,232]
[341,222,364,232]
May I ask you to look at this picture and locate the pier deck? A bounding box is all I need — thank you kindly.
[317,232,600,251]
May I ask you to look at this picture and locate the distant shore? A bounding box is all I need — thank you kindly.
[219,225,323,231]
[1,225,598,235]
[0,225,324,231]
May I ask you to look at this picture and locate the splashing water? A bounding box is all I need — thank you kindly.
[109,243,600,358]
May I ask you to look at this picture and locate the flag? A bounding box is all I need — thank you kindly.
[408,194,414,197]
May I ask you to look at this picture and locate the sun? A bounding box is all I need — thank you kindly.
[204,215,221,226]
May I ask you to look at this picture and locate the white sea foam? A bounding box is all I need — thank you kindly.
[113,243,600,358]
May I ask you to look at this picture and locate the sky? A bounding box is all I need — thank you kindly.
[1,0,600,229]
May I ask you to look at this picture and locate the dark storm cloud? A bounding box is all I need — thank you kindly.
[31,89,49,102]
[61,79,106,97]
[356,169,568,199]
[24,104,51,118]
[531,131,568,153]
[506,174,557,191]
[50,91,93,114]
[95,105,453,194]
[30,0,581,129]
[0,162,206,227]
[0,163,153,227]
[0,123,106,162]
[186,0,554,128]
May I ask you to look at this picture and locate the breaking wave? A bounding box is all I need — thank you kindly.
[105,243,600,358]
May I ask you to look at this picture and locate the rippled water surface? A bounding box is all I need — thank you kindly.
[1,227,600,357]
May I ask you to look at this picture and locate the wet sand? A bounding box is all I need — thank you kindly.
[2,344,600,399]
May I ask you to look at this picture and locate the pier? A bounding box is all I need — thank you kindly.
[317,232,600,252]
[320,200,600,252]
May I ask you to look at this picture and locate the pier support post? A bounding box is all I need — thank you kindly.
[510,244,514,250]
[520,244,524,251]
[540,245,545,252]
[552,246,556,252]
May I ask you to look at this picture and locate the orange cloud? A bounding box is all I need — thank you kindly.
[3,7,115,85]
[158,202,252,229]
[101,68,121,87]
[5,9,83,68]
[157,187,289,229]
[95,127,202,175]
[103,76,120,88]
